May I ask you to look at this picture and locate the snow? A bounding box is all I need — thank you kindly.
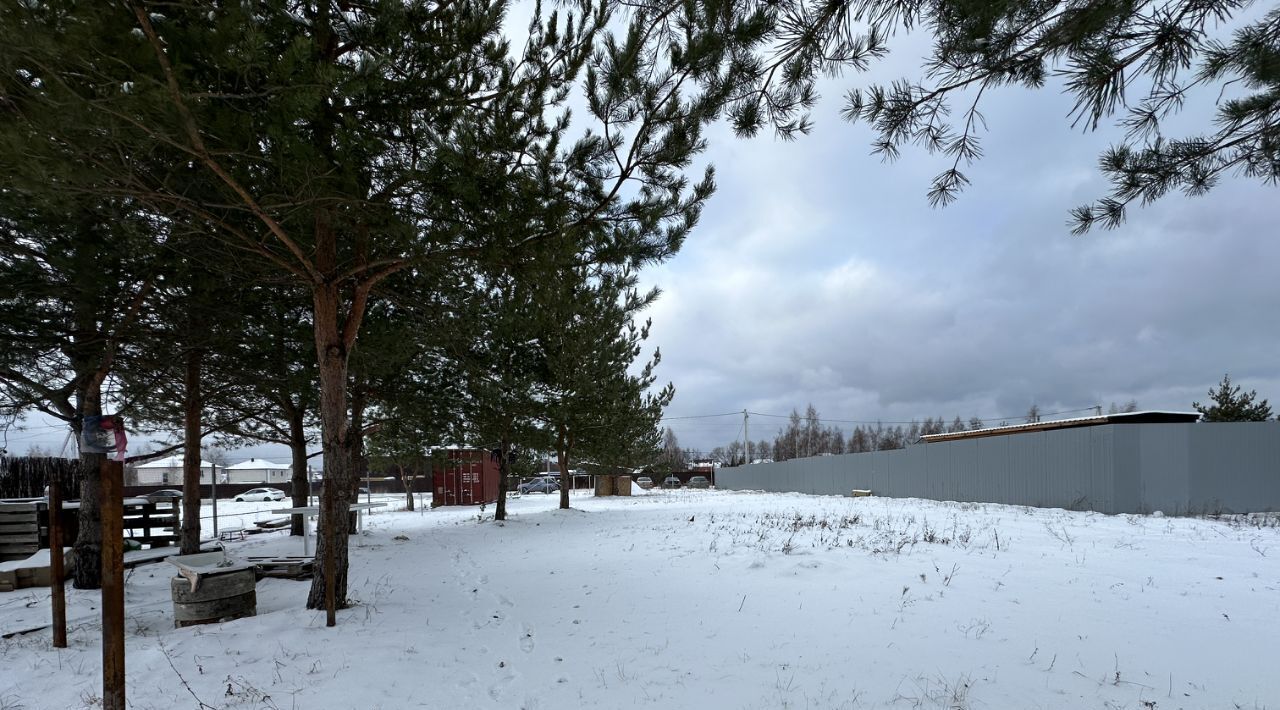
[2,491,1278,709]
[0,548,70,573]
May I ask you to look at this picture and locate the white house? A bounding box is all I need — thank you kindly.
[134,455,216,485]
[224,458,292,484]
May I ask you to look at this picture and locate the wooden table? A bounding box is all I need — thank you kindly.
[270,502,386,555]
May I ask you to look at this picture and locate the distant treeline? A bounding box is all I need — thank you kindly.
[705,401,1139,464]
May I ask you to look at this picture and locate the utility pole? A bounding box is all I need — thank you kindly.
[743,409,750,466]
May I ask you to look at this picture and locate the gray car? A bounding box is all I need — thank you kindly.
[519,477,560,494]
[687,476,711,489]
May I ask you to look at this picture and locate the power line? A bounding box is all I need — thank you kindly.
[659,411,741,421]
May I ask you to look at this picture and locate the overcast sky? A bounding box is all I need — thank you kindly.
[5,21,1278,462]
[642,49,1280,453]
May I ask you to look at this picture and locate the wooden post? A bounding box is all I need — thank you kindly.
[100,458,125,710]
[48,474,66,648]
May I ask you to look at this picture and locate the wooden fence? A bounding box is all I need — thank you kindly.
[0,456,84,499]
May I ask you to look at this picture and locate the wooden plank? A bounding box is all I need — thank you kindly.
[123,516,179,526]
[173,590,256,625]
[169,570,255,603]
[244,555,314,580]
[0,522,39,533]
[101,458,125,710]
[49,475,66,648]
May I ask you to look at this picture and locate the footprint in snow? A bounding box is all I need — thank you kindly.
[487,666,518,701]
[474,610,505,629]
[520,623,535,653]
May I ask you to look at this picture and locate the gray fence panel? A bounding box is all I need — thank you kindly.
[947,439,978,503]
[713,422,1279,513]
[971,436,1006,506]
[1111,426,1141,514]
[1187,422,1280,513]
[1135,424,1192,514]
[1089,427,1115,513]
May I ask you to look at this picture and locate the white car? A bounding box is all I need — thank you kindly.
[234,487,286,502]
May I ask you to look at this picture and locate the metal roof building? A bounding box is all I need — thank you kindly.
[920,411,1202,444]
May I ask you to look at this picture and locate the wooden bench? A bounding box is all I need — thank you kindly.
[851,489,872,497]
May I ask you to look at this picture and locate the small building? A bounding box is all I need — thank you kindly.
[224,458,292,484]
[432,448,501,506]
[134,455,215,485]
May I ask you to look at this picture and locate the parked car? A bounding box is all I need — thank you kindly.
[143,489,183,501]
[519,477,560,494]
[687,476,711,489]
[635,476,655,489]
[234,487,286,502]
[662,476,681,489]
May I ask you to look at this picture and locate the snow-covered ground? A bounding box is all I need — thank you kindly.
[2,490,1277,709]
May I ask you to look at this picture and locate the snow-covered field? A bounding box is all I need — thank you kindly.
[2,489,1277,709]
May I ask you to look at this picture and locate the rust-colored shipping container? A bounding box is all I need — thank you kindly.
[432,449,501,506]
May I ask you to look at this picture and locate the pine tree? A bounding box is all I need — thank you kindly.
[2,0,777,613]
[729,0,1280,229]
[542,271,672,508]
[0,194,162,588]
[1194,374,1274,422]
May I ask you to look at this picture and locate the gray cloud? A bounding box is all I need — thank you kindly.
[647,70,1280,451]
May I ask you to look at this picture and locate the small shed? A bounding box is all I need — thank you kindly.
[432,449,501,506]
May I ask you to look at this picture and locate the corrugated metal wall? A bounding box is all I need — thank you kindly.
[718,422,1280,514]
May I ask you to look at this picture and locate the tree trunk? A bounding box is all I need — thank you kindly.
[306,481,351,613]
[288,405,310,537]
[557,425,572,510]
[494,438,510,521]
[180,347,203,555]
[399,463,415,512]
[72,450,104,589]
[71,385,103,589]
[305,275,354,614]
